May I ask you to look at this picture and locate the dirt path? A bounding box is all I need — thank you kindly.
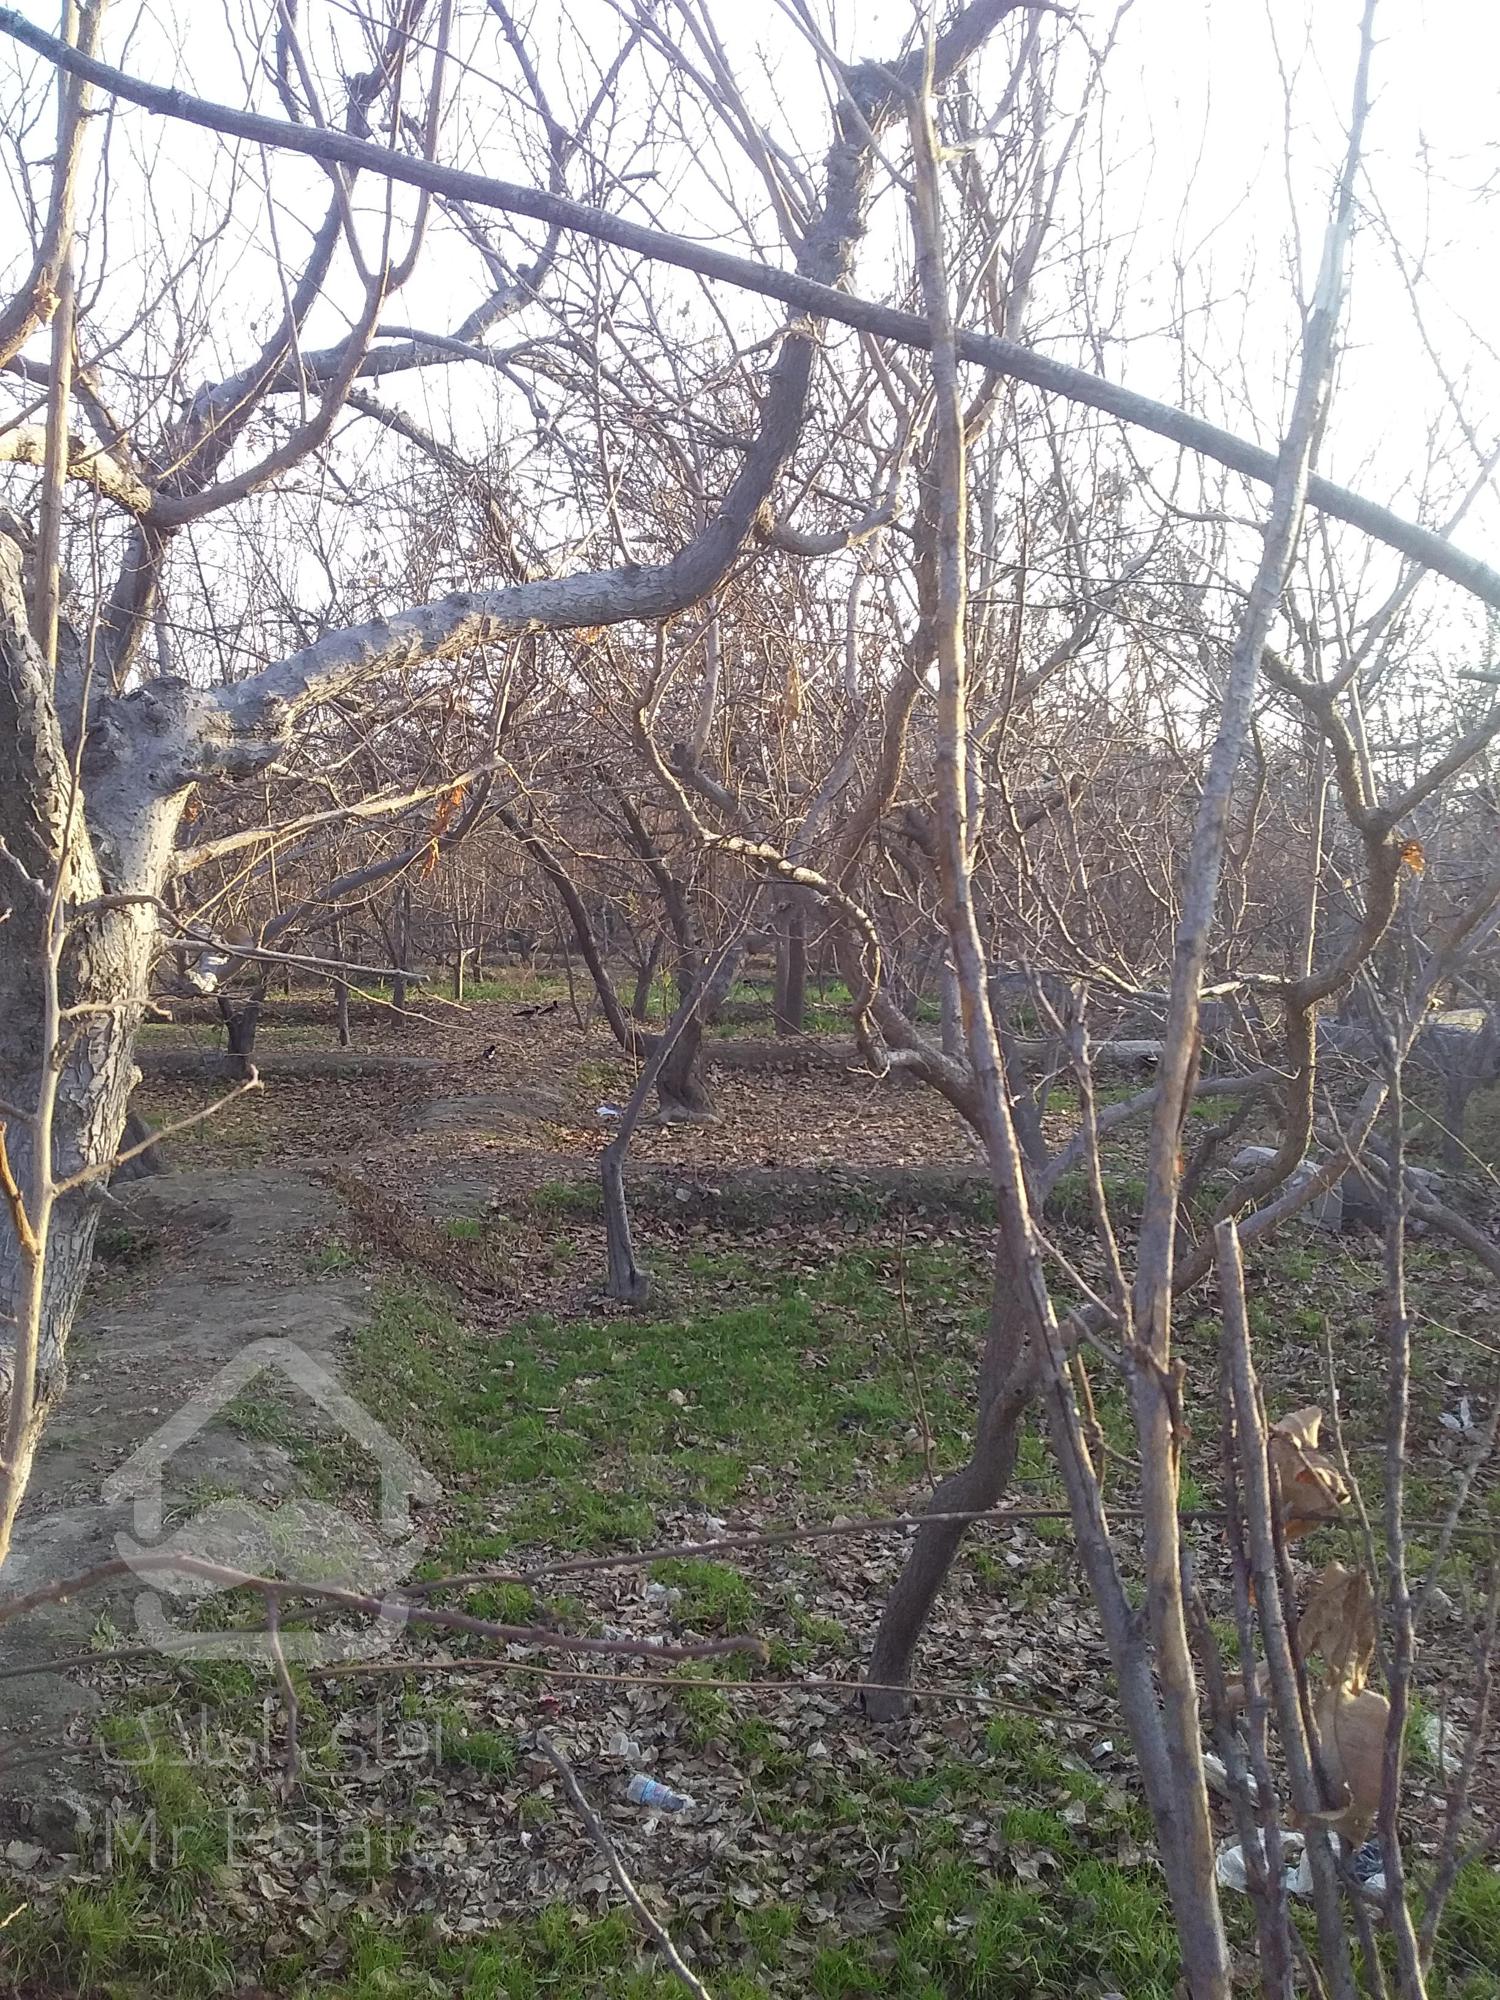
[0,1169,367,1844]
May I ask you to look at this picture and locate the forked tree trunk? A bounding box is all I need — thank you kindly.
[864,1252,1029,1718]
[654,1016,715,1122]
[631,935,664,1022]
[602,953,739,1302]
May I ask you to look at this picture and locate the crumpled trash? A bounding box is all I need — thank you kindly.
[1347,1838,1387,1893]
[1215,1832,1313,1896]
[1440,1395,1482,1440]
[597,1103,624,1119]
[1216,1832,1388,1899]
[1421,1711,1465,1776]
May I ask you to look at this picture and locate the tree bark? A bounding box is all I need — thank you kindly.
[653,1017,715,1123]
[217,992,262,1077]
[631,935,664,1023]
[0,540,184,1560]
[774,900,807,1035]
[864,1253,1029,1718]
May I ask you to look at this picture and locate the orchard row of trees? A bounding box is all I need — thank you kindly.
[3,3,1499,1994]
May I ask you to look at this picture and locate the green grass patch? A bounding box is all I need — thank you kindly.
[347,1243,993,1553]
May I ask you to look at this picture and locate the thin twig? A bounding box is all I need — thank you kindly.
[0,1551,767,1665]
[315,1656,1110,1724]
[0,1124,38,1258]
[264,1596,301,1799]
[51,1072,264,1194]
[536,1731,715,2000]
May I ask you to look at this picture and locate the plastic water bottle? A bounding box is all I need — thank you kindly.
[626,1773,694,1811]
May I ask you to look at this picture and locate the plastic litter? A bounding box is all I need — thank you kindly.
[1215,1832,1312,1897]
[1420,1711,1465,1776]
[626,1774,694,1811]
[1347,1839,1387,1892]
[596,1103,624,1119]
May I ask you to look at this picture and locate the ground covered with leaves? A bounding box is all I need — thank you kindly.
[3,981,1498,1997]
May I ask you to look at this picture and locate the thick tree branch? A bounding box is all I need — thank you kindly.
[0,422,153,514]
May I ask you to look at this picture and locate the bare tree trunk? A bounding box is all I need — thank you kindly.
[654,1016,715,1123]
[938,956,963,1060]
[217,991,262,1077]
[0,553,181,1565]
[330,914,352,1048]
[603,941,745,1301]
[601,1142,649,1306]
[390,881,412,1015]
[631,935,664,1022]
[774,899,807,1035]
[497,805,635,1048]
[864,1254,1029,1718]
[553,904,586,1029]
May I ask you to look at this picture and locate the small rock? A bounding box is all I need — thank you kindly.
[27,1787,94,1852]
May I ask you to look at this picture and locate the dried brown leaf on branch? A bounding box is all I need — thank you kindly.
[1298,1561,1376,1692]
[1309,1683,1391,1844]
[1296,1564,1391,1845]
[1268,1405,1351,1541]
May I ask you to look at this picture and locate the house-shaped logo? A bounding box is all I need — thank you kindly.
[102,1338,440,1664]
